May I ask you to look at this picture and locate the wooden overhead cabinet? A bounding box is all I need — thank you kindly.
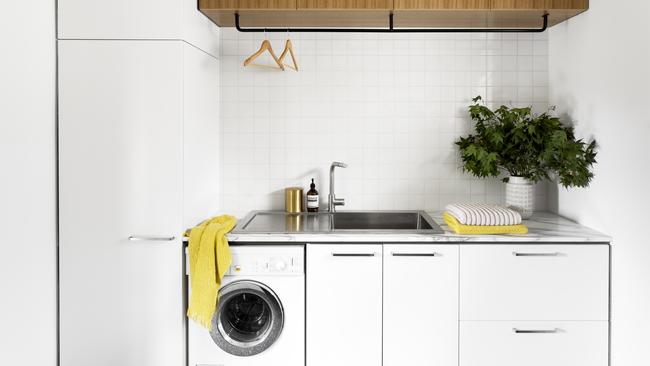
[298,0,393,9]
[206,0,298,9]
[394,0,491,28]
[295,0,393,27]
[489,0,589,27]
[394,0,491,9]
[491,0,589,10]
[199,0,588,28]
[199,0,298,27]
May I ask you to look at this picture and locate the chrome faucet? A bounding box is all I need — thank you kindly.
[328,162,348,212]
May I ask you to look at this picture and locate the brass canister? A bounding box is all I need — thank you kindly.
[285,187,304,213]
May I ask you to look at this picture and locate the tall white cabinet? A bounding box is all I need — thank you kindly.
[58,0,220,364]
[58,40,219,366]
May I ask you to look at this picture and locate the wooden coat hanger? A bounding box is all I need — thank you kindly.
[244,35,285,71]
[279,38,299,71]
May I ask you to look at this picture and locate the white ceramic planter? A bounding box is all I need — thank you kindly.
[505,176,534,219]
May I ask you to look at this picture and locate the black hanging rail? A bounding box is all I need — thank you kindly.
[235,13,549,33]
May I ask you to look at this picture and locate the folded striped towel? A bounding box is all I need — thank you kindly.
[445,203,522,226]
[444,212,528,235]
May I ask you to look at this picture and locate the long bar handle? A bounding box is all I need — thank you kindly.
[128,235,176,242]
[332,253,376,257]
[391,253,439,257]
[513,328,561,334]
[513,252,560,257]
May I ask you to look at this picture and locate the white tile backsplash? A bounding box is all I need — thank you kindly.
[219,29,549,217]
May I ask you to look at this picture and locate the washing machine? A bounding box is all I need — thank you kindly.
[188,245,305,366]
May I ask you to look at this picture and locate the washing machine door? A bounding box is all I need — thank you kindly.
[210,280,284,356]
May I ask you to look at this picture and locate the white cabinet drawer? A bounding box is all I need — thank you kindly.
[460,321,608,366]
[460,245,609,320]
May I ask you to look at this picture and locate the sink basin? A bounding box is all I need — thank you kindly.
[332,211,437,231]
[234,210,443,234]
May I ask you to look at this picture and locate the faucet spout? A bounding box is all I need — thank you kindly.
[328,162,348,212]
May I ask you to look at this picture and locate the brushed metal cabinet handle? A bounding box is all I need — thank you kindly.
[331,253,376,257]
[128,235,176,242]
[513,252,560,257]
[513,328,561,334]
[391,253,439,257]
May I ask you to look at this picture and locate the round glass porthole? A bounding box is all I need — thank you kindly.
[210,280,284,356]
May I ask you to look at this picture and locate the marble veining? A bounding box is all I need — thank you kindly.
[226,211,611,244]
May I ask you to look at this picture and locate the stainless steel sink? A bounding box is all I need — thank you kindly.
[332,211,436,231]
[234,210,443,234]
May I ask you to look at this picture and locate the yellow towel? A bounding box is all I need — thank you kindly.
[187,215,237,330]
[444,212,528,235]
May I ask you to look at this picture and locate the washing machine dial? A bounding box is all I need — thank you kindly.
[273,260,287,271]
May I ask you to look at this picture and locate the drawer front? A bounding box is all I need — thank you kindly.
[460,245,609,320]
[460,321,608,366]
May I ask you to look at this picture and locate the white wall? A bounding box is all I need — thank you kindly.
[220,29,550,217]
[549,1,650,365]
[0,1,57,365]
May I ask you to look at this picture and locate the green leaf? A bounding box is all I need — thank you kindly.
[454,96,598,188]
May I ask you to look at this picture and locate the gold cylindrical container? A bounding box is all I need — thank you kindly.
[285,187,304,213]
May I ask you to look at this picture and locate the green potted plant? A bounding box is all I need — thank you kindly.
[455,96,597,218]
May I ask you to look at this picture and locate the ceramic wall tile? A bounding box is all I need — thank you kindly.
[219,28,549,217]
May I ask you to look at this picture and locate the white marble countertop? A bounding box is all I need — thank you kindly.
[226,211,611,244]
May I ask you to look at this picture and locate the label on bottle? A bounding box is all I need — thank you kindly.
[307,195,319,208]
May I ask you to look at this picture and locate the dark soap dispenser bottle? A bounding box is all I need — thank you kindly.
[306,178,319,212]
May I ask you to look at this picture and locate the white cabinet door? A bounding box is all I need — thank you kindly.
[57,0,220,57]
[307,244,382,366]
[182,43,220,228]
[58,0,180,39]
[59,40,184,366]
[384,245,459,366]
[460,321,608,366]
[460,245,609,321]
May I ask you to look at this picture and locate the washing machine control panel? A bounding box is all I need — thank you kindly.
[227,247,304,276]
